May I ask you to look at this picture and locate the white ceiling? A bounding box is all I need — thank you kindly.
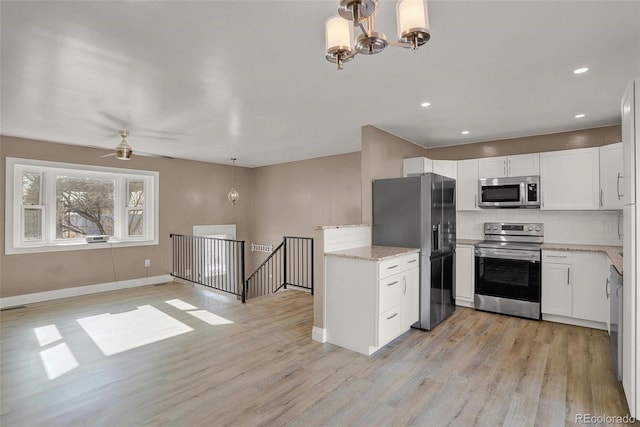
[1,1,639,167]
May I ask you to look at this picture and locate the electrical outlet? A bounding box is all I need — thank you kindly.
[144,259,151,267]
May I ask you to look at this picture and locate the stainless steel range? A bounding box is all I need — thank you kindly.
[474,222,543,320]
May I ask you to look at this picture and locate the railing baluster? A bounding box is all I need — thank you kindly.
[170,234,314,301]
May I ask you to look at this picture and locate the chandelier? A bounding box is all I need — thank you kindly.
[325,0,430,70]
[228,158,239,206]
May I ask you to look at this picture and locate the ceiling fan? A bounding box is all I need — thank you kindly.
[96,129,173,160]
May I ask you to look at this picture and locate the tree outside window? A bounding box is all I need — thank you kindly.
[56,176,115,238]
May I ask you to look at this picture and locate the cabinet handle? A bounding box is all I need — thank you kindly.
[387,265,399,270]
[403,277,407,295]
[386,313,398,320]
[508,159,511,176]
[618,212,622,240]
[617,172,623,200]
[407,259,417,263]
[606,277,610,299]
[567,268,570,285]
[546,255,567,258]
[600,189,604,207]
[387,281,399,287]
[474,194,478,208]
[504,161,507,176]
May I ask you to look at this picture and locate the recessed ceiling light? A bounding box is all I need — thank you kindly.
[573,67,589,74]
[461,130,470,135]
[421,102,431,107]
[575,113,586,118]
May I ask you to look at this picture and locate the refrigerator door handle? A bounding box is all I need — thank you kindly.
[432,224,439,251]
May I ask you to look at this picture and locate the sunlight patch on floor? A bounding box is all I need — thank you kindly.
[34,324,63,347]
[39,343,79,380]
[77,305,193,356]
[187,310,234,326]
[165,299,197,310]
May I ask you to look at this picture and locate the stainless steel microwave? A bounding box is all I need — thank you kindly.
[478,176,540,208]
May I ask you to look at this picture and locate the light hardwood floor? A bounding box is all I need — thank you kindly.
[0,282,632,426]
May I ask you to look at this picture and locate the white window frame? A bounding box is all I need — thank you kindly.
[5,157,159,255]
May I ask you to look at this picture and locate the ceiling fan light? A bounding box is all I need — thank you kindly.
[397,0,430,49]
[115,141,132,160]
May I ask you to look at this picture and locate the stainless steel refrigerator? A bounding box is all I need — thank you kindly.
[373,173,456,330]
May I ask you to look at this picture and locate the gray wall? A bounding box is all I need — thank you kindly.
[0,136,253,297]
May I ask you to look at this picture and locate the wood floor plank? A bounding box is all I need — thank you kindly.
[0,282,633,426]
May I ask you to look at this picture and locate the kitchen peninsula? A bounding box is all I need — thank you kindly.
[325,245,420,355]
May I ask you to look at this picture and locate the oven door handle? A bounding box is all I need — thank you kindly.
[475,249,540,262]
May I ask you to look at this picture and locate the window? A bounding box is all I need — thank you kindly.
[5,158,159,254]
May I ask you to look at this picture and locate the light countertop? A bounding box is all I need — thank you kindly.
[542,243,623,275]
[325,245,419,261]
[456,239,482,246]
[313,224,370,230]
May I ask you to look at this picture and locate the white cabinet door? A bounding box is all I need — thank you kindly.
[403,157,432,177]
[621,80,636,205]
[508,153,539,177]
[478,156,508,178]
[572,252,609,323]
[456,159,480,211]
[433,160,457,180]
[401,267,420,330]
[540,147,600,210]
[541,263,572,317]
[623,205,637,415]
[600,143,624,209]
[455,245,474,303]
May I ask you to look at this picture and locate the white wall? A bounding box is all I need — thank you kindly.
[457,210,623,246]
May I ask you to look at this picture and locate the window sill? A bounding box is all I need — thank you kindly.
[5,238,159,255]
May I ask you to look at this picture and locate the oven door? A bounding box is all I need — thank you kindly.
[474,248,541,302]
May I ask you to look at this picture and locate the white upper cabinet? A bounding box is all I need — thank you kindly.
[403,157,432,177]
[622,79,636,205]
[478,156,508,178]
[432,160,457,180]
[540,147,600,210]
[599,143,624,209]
[478,154,539,178]
[456,159,480,211]
[404,157,456,179]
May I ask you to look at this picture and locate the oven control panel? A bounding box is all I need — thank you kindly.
[484,222,543,236]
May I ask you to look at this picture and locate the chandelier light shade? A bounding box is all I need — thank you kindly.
[228,158,239,206]
[324,0,430,70]
[397,0,430,49]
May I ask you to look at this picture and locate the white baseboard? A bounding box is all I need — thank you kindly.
[312,326,327,343]
[456,299,474,308]
[0,274,173,309]
[542,313,607,331]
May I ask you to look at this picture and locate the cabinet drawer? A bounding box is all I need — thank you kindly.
[378,253,419,278]
[379,275,402,314]
[378,306,402,346]
[542,250,572,264]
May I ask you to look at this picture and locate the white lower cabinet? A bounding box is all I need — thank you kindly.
[541,250,609,328]
[455,244,474,307]
[326,252,419,355]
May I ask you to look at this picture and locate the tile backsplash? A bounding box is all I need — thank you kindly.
[457,210,623,246]
[323,225,372,252]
